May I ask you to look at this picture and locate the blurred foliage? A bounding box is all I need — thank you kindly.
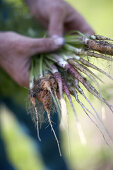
[66,0,113,36]
[1,109,44,170]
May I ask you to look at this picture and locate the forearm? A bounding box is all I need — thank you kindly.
[0,32,7,57]
[0,31,15,57]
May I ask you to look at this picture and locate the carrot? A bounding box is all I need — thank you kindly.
[64,63,95,93]
[69,59,103,82]
[37,89,51,114]
[86,39,113,56]
[62,78,86,144]
[86,51,113,61]
[34,76,62,156]
[79,57,113,80]
[51,65,63,99]
[68,59,103,96]
[90,35,113,41]
[64,44,113,61]
[62,78,75,115]
[29,89,41,141]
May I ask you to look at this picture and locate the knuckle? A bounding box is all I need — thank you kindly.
[44,40,54,49]
[54,5,64,12]
[50,2,65,15]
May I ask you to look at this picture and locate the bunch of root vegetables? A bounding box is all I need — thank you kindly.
[29,31,113,155]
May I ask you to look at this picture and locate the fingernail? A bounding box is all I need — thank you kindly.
[52,35,65,46]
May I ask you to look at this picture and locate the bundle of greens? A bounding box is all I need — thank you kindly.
[29,31,113,155]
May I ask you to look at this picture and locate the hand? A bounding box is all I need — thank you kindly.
[27,0,94,36]
[0,0,94,88]
[0,32,64,87]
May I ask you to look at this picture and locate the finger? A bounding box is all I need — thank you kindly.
[65,7,95,35]
[27,37,64,56]
[48,6,65,37]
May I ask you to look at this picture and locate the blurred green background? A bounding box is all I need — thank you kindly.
[1,0,113,170]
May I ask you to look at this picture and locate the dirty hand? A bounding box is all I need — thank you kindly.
[0,32,64,87]
[0,0,94,88]
[27,0,94,36]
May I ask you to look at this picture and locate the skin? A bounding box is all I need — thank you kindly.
[0,0,94,87]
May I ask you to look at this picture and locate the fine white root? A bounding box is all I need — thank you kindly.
[35,106,41,141]
[47,113,62,156]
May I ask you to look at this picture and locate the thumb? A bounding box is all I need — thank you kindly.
[48,7,65,37]
[27,37,64,56]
